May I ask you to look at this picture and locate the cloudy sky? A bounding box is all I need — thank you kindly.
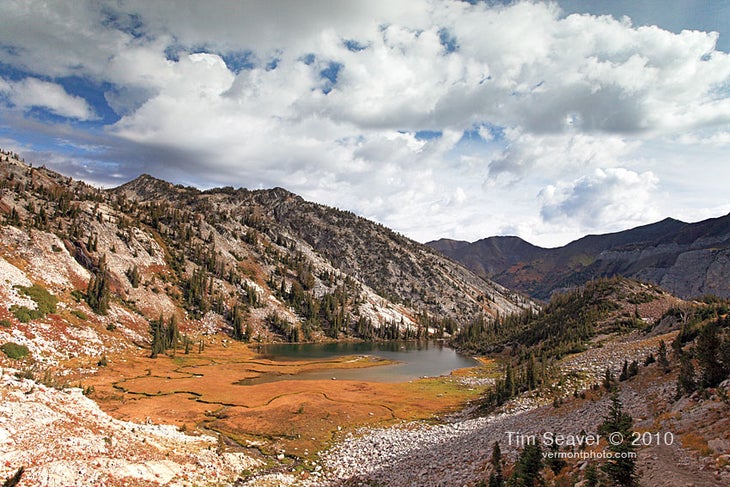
[1,1,729,247]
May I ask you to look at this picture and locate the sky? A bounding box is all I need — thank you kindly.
[0,1,729,248]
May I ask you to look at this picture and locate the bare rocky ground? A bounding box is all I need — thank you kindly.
[284,333,730,487]
[0,369,262,487]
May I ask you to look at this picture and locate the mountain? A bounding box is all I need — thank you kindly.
[0,151,530,358]
[2,150,729,487]
[428,215,730,300]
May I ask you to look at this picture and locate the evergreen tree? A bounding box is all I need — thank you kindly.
[488,441,504,487]
[695,321,727,388]
[87,256,110,314]
[657,340,669,372]
[619,360,629,381]
[126,265,141,288]
[510,442,543,487]
[598,392,638,487]
[676,353,697,397]
[603,367,615,390]
[2,467,24,487]
[546,432,566,475]
[628,360,639,378]
[584,462,599,487]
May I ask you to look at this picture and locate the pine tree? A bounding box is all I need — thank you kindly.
[149,314,165,358]
[599,392,638,487]
[603,366,615,390]
[546,432,566,475]
[87,256,110,314]
[695,321,727,388]
[2,466,24,487]
[126,265,141,288]
[676,353,696,397]
[488,441,504,487]
[619,360,629,381]
[510,442,543,487]
[628,360,639,378]
[657,339,670,373]
[584,462,599,487]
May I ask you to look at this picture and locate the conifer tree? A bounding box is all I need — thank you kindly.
[657,339,670,373]
[87,255,110,314]
[2,466,24,487]
[619,360,629,381]
[676,353,696,397]
[584,462,599,487]
[510,442,543,487]
[695,321,727,388]
[488,441,504,487]
[599,392,638,487]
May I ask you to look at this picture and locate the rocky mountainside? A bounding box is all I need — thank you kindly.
[0,150,529,363]
[429,215,730,300]
[1,148,728,487]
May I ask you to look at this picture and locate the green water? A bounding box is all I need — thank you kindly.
[253,340,477,383]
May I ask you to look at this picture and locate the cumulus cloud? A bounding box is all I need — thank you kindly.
[539,167,660,231]
[0,77,97,120]
[488,130,639,182]
[0,0,729,246]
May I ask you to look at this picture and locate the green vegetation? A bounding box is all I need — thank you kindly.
[458,277,647,408]
[86,255,111,314]
[9,284,57,322]
[1,342,30,360]
[71,309,88,320]
[671,309,730,398]
[0,319,11,328]
[598,393,638,486]
[510,442,543,486]
[487,441,503,487]
[149,314,180,358]
[453,277,634,359]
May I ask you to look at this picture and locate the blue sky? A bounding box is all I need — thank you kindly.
[1,0,729,247]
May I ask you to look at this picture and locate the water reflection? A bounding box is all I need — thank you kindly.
[252,340,476,383]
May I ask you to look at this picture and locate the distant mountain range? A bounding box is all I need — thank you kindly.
[428,214,730,300]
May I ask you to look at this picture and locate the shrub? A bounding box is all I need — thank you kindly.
[10,284,57,322]
[1,342,30,360]
[0,319,12,328]
[10,306,34,323]
[71,310,88,321]
[16,284,57,314]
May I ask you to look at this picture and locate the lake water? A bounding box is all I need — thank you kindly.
[253,341,477,383]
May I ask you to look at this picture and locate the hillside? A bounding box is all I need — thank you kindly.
[429,215,730,300]
[2,149,728,487]
[0,150,533,485]
[0,150,529,359]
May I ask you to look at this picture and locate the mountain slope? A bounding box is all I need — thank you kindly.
[429,215,730,299]
[0,151,530,361]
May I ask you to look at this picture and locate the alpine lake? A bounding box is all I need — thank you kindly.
[88,337,495,459]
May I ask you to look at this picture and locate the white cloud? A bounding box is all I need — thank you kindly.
[488,130,638,181]
[0,77,97,120]
[0,0,729,247]
[539,167,660,232]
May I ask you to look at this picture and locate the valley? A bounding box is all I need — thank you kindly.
[0,152,729,486]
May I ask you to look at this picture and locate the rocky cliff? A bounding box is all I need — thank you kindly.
[429,215,730,300]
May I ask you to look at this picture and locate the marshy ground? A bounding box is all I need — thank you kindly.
[83,337,491,459]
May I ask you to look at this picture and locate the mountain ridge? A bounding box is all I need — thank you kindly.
[428,214,730,299]
[0,150,530,353]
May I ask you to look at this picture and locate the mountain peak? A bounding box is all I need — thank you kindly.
[112,173,198,200]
